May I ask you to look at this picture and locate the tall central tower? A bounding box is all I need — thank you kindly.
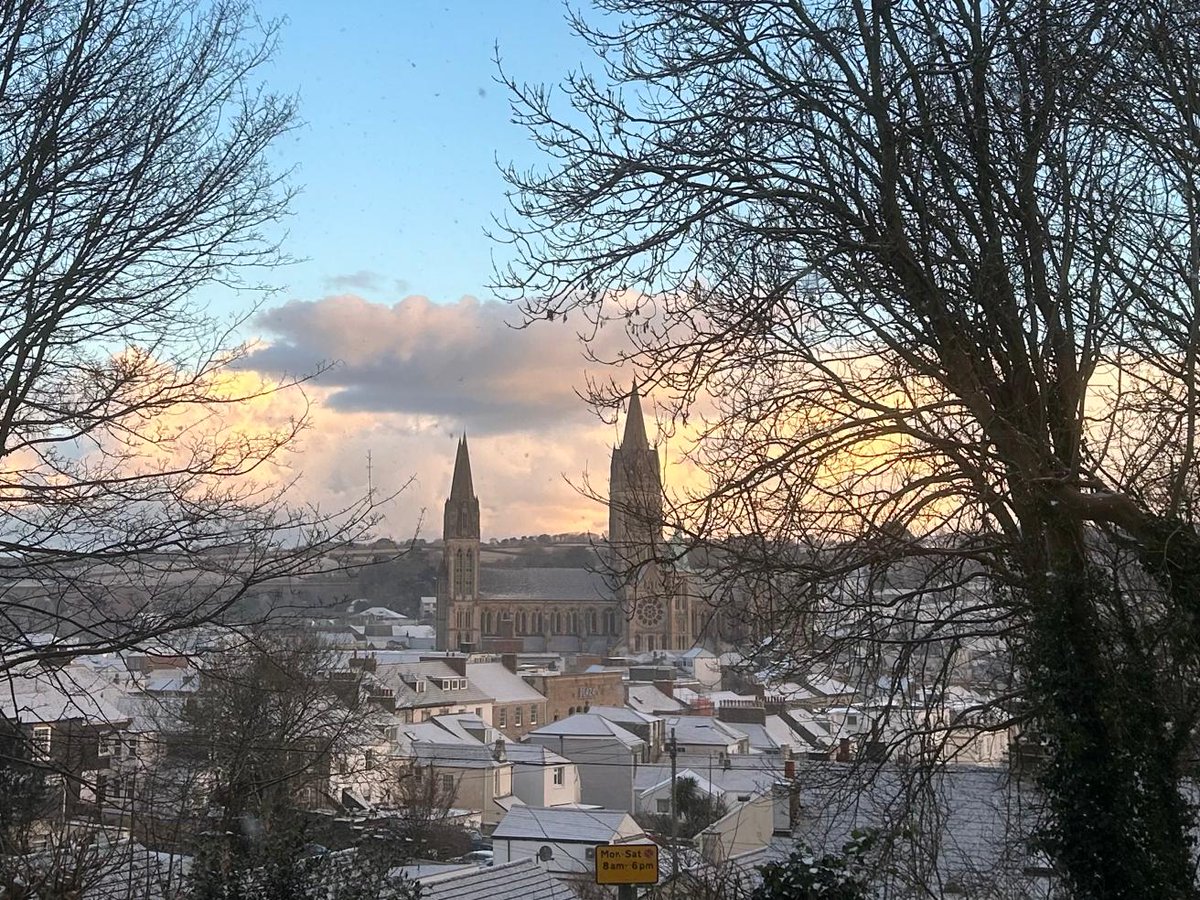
[608,385,663,568]
[436,435,481,651]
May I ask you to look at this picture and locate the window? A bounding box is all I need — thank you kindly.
[530,705,538,725]
[475,707,483,717]
[97,732,116,758]
[498,707,507,728]
[32,725,51,760]
[553,766,564,786]
[515,707,523,727]
[441,773,455,794]
[657,799,670,813]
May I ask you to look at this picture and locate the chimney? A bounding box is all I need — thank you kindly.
[716,702,766,725]
[654,679,674,698]
[492,738,508,763]
[784,758,796,779]
[837,737,851,762]
[501,653,518,674]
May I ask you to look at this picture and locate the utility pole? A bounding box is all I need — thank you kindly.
[669,725,679,894]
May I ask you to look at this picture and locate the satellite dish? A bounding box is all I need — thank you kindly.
[537,845,554,861]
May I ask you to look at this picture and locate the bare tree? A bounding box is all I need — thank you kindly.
[0,0,382,677]
[496,0,1200,895]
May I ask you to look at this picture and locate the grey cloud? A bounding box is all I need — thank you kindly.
[321,270,386,292]
[243,294,625,435]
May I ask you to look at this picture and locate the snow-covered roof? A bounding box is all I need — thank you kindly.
[493,806,642,843]
[665,716,748,747]
[466,662,546,703]
[588,705,659,727]
[526,714,645,749]
[413,856,576,900]
[0,664,129,726]
[626,683,685,713]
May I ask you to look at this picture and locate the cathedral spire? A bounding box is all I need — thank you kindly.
[450,434,475,501]
[621,383,650,450]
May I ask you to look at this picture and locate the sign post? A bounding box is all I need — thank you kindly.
[595,843,660,899]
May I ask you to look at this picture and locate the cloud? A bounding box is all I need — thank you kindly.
[321,270,387,292]
[233,293,708,539]
[243,294,629,435]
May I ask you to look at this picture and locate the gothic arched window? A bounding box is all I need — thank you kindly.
[454,549,465,597]
[465,549,474,595]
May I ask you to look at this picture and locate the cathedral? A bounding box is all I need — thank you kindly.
[434,388,705,656]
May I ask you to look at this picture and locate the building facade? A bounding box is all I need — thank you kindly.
[435,388,705,655]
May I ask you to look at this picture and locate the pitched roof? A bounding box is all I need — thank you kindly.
[478,567,613,602]
[466,662,547,703]
[627,683,685,713]
[665,716,748,747]
[634,758,785,795]
[621,385,650,450]
[793,762,1048,893]
[527,714,645,749]
[410,740,507,770]
[375,660,493,707]
[1,664,130,726]
[450,435,476,501]
[589,705,659,727]
[501,741,572,766]
[413,857,575,900]
[493,806,641,843]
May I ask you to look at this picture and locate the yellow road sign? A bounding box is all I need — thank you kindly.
[595,843,660,885]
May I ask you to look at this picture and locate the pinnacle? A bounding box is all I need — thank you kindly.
[449,433,475,500]
[621,383,650,450]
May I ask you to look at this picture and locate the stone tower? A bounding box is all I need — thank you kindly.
[608,385,663,565]
[610,387,683,654]
[436,435,481,651]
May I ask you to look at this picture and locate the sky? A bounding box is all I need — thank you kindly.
[218,1,644,539]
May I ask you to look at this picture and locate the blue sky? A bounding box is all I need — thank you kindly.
[217,2,651,538]
[250,0,583,306]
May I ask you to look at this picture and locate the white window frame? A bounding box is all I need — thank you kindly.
[32,725,51,760]
[553,766,564,786]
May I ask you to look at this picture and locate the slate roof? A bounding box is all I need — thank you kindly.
[527,714,645,750]
[1,664,130,726]
[411,741,507,770]
[493,806,641,843]
[665,715,748,747]
[479,567,613,601]
[589,705,660,728]
[375,660,494,708]
[634,758,784,795]
[736,716,812,755]
[792,762,1050,895]
[627,683,685,713]
[466,662,547,703]
[413,857,575,900]
[501,741,572,766]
